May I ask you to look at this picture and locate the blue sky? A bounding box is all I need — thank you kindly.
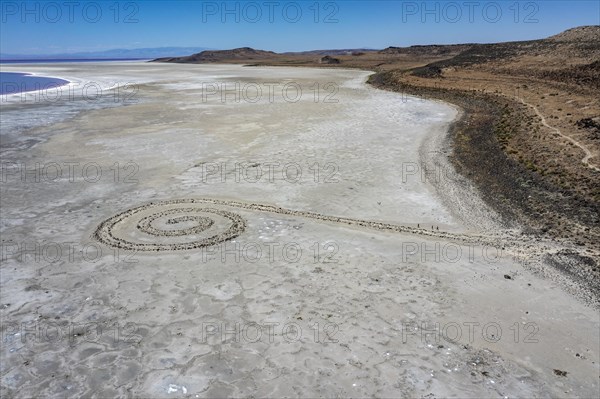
[1,0,599,54]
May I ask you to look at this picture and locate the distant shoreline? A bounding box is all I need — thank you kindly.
[0,58,150,64]
[0,71,70,95]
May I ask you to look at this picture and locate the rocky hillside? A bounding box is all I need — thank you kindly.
[379,44,473,56]
[411,25,600,78]
[548,25,600,42]
[153,47,277,63]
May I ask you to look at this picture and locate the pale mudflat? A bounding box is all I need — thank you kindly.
[1,63,598,397]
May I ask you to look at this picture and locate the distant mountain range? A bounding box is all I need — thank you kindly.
[0,47,213,60]
[152,27,599,89]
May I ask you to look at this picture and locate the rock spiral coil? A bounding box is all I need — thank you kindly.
[94,200,246,252]
[94,198,520,252]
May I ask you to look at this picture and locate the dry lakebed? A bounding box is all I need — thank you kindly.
[0,63,598,398]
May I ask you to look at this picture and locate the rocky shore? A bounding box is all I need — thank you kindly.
[368,70,600,302]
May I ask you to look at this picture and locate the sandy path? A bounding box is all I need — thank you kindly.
[518,97,600,172]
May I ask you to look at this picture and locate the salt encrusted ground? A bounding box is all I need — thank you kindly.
[1,63,598,398]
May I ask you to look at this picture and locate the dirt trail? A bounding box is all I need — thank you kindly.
[519,97,599,172]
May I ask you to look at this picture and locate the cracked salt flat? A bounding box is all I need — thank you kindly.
[0,63,598,398]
